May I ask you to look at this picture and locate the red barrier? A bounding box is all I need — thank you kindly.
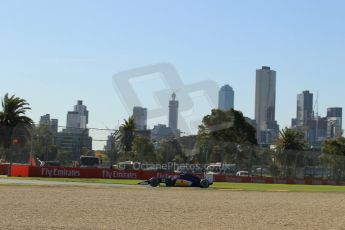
[0,164,9,175]
[10,164,30,177]
[29,166,143,179]
[10,165,180,180]
[9,165,345,186]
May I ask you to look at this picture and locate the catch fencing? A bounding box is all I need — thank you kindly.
[220,148,345,181]
[2,129,345,182]
[8,164,345,185]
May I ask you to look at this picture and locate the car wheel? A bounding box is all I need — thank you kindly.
[165,178,175,187]
[200,179,210,189]
[149,178,159,187]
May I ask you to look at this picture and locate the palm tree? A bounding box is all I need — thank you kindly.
[274,128,308,177]
[0,94,33,159]
[275,128,308,151]
[120,116,136,152]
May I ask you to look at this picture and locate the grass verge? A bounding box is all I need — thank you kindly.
[4,177,345,192]
[212,182,345,192]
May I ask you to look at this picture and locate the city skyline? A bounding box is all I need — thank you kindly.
[28,76,344,131]
[1,1,345,149]
[291,90,343,147]
[34,72,343,150]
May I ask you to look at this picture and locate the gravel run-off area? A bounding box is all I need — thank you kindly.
[1,185,345,230]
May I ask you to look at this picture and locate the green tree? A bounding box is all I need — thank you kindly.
[132,135,155,162]
[32,125,55,161]
[323,137,345,156]
[0,94,33,161]
[199,109,257,145]
[156,139,186,164]
[322,137,345,179]
[120,116,136,152]
[275,128,308,151]
[106,131,121,164]
[274,128,308,177]
[80,147,94,156]
[31,125,71,164]
[195,109,257,164]
[57,150,74,166]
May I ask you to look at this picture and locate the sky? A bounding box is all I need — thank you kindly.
[1,0,345,149]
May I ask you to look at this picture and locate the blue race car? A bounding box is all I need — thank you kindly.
[140,173,214,189]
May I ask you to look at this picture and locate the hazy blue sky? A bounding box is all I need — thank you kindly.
[1,1,344,149]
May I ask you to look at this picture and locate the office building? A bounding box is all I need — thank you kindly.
[291,103,342,147]
[56,100,92,160]
[327,107,342,118]
[67,100,89,130]
[305,116,328,148]
[133,106,147,130]
[55,129,92,161]
[291,91,315,145]
[50,119,58,134]
[39,114,59,135]
[104,135,113,152]
[218,85,234,111]
[39,114,51,126]
[254,66,279,145]
[151,124,176,141]
[296,91,314,127]
[327,107,342,139]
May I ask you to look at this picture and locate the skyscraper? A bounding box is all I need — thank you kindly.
[39,114,51,126]
[218,84,234,111]
[67,100,89,130]
[327,107,342,138]
[291,91,315,145]
[327,107,342,118]
[133,106,147,130]
[56,100,92,160]
[39,114,59,134]
[50,119,58,134]
[296,91,314,127]
[169,92,179,132]
[255,66,279,145]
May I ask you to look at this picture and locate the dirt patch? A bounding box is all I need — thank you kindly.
[0,186,344,229]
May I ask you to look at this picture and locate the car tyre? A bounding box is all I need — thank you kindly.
[165,178,175,187]
[149,178,159,187]
[200,179,210,189]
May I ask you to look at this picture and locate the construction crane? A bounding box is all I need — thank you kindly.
[313,91,319,141]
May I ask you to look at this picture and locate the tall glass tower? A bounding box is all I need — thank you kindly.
[296,90,314,127]
[255,66,279,145]
[133,106,148,130]
[218,84,234,111]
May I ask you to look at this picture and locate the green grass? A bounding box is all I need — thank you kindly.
[5,177,345,192]
[212,182,345,193]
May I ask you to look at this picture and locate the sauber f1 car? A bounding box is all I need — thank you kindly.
[139,173,214,189]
